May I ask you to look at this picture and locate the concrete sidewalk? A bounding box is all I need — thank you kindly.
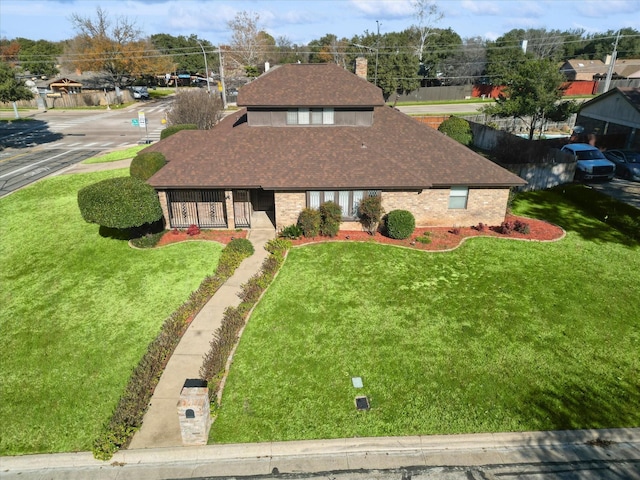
[128,226,275,449]
[2,428,638,479]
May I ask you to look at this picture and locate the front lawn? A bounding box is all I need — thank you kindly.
[0,170,222,455]
[211,192,639,442]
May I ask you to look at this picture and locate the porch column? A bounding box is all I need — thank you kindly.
[157,191,169,228]
[225,190,235,229]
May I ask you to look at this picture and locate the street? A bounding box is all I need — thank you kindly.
[0,98,170,197]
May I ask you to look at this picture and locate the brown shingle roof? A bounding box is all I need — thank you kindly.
[238,63,385,107]
[146,106,525,190]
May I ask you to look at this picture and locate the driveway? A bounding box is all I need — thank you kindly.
[587,178,640,209]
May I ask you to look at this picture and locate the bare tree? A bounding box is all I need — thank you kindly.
[167,89,222,130]
[65,7,172,87]
[412,0,443,62]
[227,11,267,71]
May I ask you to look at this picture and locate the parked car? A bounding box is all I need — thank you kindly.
[130,86,149,100]
[603,149,640,182]
[560,143,616,181]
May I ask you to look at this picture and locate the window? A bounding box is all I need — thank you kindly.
[307,190,379,219]
[286,108,334,125]
[449,187,469,209]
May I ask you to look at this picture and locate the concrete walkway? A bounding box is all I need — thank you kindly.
[128,226,275,449]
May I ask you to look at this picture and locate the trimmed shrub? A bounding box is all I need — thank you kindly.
[319,201,342,237]
[297,208,322,237]
[385,209,415,239]
[160,124,198,140]
[279,224,303,239]
[358,195,384,235]
[78,176,163,230]
[438,116,473,146]
[415,233,431,244]
[513,220,530,234]
[130,151,167,181]
[226,237,254,256]
[265,238,292,254]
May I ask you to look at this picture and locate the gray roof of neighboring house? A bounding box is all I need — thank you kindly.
[145,63,525,191]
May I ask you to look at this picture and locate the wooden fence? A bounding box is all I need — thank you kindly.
[1,90,135,110]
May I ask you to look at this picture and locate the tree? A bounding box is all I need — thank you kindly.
[411,0,443,62]
[226,11,268,71]
[0,61,34,118]
[16,38,61,77]
[150,34,217,76]
[376,50,420,100]
[167,88,222,130]
[482,58,579,140]
[308,33,349,67]
[445,36,486,85]
[65,7,173,87]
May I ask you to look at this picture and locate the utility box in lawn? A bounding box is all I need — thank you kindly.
[177,379,212,445]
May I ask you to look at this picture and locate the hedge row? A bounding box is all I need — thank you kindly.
[92,238,254,460]
[200,238,290,402]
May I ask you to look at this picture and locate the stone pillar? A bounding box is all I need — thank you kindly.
[177,379,211,446]
[225,190,235,229]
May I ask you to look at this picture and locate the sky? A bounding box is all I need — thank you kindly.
[1,0,639,46]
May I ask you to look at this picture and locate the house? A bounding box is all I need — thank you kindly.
[145,62,525,231]
[560,59,608,81]
[575,87,640,150]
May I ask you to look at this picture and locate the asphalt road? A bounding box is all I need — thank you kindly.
[0,99,170,197]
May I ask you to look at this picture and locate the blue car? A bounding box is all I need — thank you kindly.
[603,149,640,182]
[560,143,616,181]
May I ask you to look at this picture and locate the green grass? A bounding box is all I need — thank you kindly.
[0,170,223,455]
[211,192,639,443]
[82,145,147,164]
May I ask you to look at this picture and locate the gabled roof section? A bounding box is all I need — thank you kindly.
[581,87,640,115]
[561,59,607,75]
[237,63,385,108]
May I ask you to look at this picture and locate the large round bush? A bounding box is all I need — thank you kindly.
[297,208,322,237]
[130,151,167,181]
[78,176,163,229]
[438,116,473,146]
[385,209,415,239]
[319,201,342,237]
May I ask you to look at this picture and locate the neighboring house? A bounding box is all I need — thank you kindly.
[575,87,640,151]
[145,63,525,231]
[46,77,83,95]
[560,59,608,81]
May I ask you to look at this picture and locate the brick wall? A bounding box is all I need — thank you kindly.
[273,188,510,231]
[157,191,169,227]
[383,188,510,227]
[274,191,306,229]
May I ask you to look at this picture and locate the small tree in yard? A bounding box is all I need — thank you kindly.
[167,89,222,130]
[358,195,384,235]
[0,61,33,118]
[481,58,578,140]
[78,176,163,236]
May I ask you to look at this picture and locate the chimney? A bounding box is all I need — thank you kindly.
[355,56,368,80]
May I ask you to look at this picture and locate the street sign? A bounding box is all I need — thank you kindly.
[131,119,139,127]
[138,112,146,128]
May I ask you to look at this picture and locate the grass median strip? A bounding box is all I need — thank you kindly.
[0,169,222,455]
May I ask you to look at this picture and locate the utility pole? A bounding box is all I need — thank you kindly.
[603,30,621,93]
[375,20,381,86]
[196,40,211,94]
[218,46,228,110]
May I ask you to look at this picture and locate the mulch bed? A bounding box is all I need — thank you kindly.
[156,229,248,247]
[152,216,564,252]
[289,215,565,251]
